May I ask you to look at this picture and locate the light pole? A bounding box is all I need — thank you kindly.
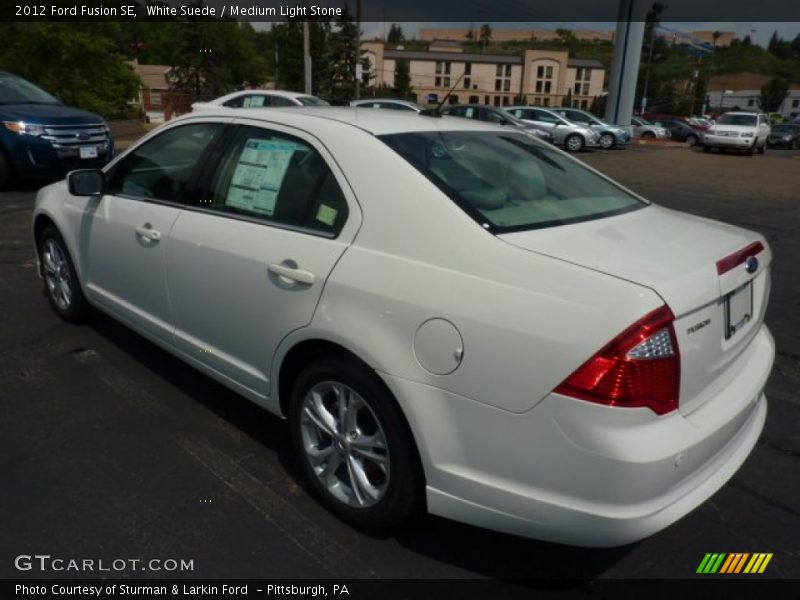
[303,1,311,95]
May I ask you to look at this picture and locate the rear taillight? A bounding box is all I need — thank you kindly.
[554,306,680,415]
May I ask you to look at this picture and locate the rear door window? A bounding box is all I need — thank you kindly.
[202,125,349,235]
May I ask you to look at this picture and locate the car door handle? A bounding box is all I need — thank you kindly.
[135,225,161,241]
[268,263,315,285]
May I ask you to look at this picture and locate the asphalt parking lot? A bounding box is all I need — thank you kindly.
[1,142,798,582]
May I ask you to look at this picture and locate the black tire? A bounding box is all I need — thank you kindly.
[0,150,13,191]
[38,226,89,323]
[599,133,615,150]
[564,133,584,153]
[758,141,766,155]
[686,134,698,147]
[702,145,711,153]
[745,141,756,155]
[289,355,423,531]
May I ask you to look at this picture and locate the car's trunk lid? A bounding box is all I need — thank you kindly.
[499,204,771,414]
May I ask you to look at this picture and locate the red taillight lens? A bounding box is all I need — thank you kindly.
[554,306,680,415]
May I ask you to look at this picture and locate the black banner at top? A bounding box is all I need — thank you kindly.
[3,0,800,22]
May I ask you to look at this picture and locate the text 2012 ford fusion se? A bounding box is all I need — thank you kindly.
[32,108,773,546]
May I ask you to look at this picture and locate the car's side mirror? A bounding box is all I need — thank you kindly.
[68,169,104,196]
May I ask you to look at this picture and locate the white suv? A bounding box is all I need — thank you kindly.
[703,112,770,155]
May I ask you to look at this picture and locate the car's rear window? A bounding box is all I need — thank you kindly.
[297,96,329,106]
[718,114,757,126]
[379,131,645,233]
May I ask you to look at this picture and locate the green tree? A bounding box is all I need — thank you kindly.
[387,24,404,45]
[0,22,140,119]
[758,77,789,112]
[166,6,269,109]
[479,24,492,52]
[393,59,413,99]
[261,18,331,93]
[555,28,577,45]
[465,25,475,42]
[562,88,573,107]
[318,8,363,104]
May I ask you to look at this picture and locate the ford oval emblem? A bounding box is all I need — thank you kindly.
[77,132,90,140]
[744,256,759,274]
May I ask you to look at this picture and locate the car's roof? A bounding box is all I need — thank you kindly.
[232,90,311,98]
[206,90,318,105]
[179,106,513,136]
[507,105,558,113]
[446,104,504,110]
[352,98,419,105]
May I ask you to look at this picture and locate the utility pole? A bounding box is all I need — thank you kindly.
[354,0,362,100]
[605,0,647,125]
[641,23,657,115]
[303,1,311,94]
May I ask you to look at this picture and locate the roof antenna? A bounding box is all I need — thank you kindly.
[421,71,466,118]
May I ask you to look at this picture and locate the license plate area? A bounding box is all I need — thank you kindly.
[724,280,753,340]
[79,146,99,159]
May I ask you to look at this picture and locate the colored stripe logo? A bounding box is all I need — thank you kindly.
[696,553,773,574]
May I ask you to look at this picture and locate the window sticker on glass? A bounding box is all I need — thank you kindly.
[226,139,297,216]
[243,95,265,108]
[316,204,338,227]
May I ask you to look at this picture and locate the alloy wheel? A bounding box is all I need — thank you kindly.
[299,380,390,508]
[42,238,73,311]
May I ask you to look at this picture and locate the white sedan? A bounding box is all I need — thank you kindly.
[191,89,329,111]
[32,108,773,547]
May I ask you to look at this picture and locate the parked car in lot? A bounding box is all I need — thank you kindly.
[0,71,113,189]
[702,112,770,155]
[440,104,554,143]
[33,107,773,547]
[653,120,702,146]
[192,90,329,111]
[550,107,631,149]
[630,116,670,139]
[506,106,600,152]
[687,117,713,132]
[350,99,423,113]
[766,123,800,150]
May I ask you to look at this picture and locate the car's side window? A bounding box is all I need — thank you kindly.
[106,123,221,203]
[483,110,505,124]
[270,95,297,107]
[205,126,349,235]
[568,111,588,124]
[242,95,268,108]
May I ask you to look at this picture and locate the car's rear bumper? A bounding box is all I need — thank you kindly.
[380,324,773,547]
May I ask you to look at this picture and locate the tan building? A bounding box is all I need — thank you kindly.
[362,42,605,108]
[128,59,175,123]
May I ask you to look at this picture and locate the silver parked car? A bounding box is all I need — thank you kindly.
[551,107,631,149]
[630,116,670,139]
[507,106,601,152]
[440,104,554,143]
